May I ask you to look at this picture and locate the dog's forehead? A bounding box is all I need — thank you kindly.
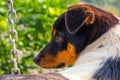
[52,14,66,34]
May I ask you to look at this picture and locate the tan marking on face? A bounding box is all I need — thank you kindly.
[53,29,56,36]
[39,43,78,68]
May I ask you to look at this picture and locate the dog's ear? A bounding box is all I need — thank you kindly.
[65,7,95,34]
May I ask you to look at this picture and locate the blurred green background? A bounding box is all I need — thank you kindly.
[0,0,120,74]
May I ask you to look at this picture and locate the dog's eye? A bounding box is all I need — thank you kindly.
[55,35,64,42]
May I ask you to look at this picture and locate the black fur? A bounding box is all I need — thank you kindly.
[93,57,120,80]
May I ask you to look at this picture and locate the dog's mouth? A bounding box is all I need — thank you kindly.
[38,63,66,68]
[56,63,66,68]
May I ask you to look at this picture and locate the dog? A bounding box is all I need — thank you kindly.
[33,4,120,80]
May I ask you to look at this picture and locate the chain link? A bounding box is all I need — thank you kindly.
[7,0,20,74]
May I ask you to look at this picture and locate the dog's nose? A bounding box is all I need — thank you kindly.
[33,55,39,64]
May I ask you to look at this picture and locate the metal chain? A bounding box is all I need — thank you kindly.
[7,0,20,74]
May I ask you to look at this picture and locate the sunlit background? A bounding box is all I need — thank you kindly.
[0,0,120,74]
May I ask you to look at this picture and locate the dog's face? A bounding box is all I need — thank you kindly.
[33,4,117,68]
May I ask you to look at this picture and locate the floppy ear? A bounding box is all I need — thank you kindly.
[65,8,95,34]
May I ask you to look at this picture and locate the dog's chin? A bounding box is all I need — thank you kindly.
[56,63,66,68]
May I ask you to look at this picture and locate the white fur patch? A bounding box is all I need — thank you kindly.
[59,18,120,80]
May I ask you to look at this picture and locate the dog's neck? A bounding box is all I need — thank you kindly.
[75,12,119,55]
[75,20,120,65]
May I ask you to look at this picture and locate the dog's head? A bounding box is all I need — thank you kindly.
[33,4,118,68]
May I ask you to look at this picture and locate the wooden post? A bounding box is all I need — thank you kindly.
[0,73,68,80]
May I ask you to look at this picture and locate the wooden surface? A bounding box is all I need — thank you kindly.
[0,73,68,80]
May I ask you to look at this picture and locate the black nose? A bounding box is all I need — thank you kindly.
[33,55,39,65]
